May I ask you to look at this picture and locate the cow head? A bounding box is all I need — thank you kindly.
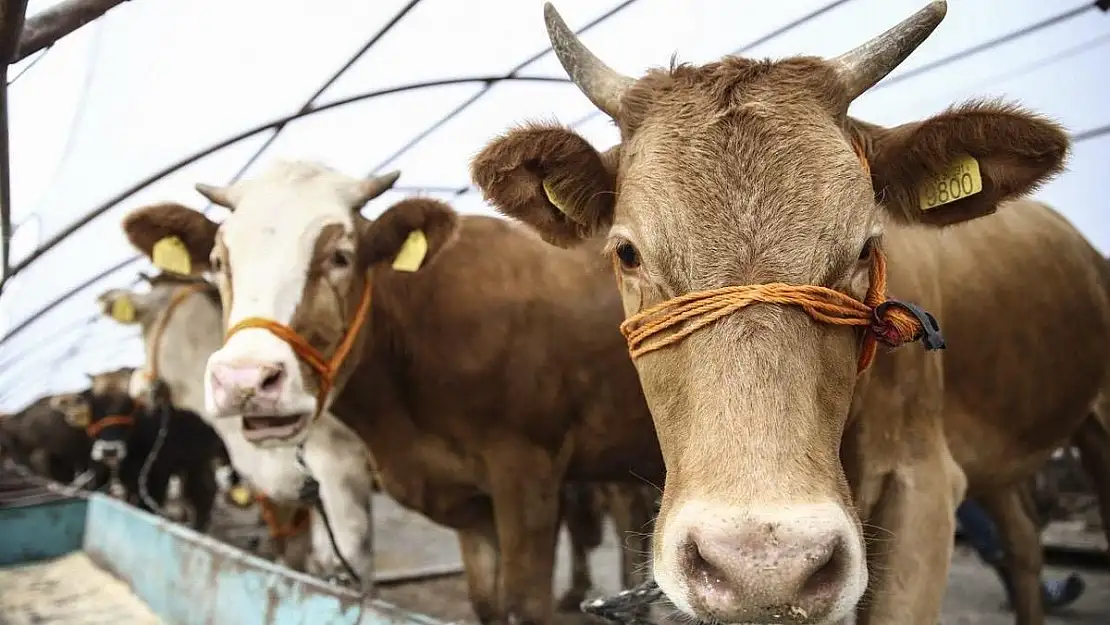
[81,388,140,467]
[50,391,91,429]
[120,160,460,448]
[471,3,1069,623]
[97,272,221,412]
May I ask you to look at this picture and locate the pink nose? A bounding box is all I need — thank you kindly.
[209,362,286,413]
[679,518,851,623]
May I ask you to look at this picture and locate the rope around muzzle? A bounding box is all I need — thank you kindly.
[222,275,373,419]
[616,142,946,373]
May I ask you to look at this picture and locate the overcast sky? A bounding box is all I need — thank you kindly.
[0,0,1106,411]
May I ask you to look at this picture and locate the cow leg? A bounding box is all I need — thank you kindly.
[557,483,602,611]
[183,463,218,532]
[979,486,1045,625]
[856,445,963,625]
[306,472,375,593]
[1073,410,1110,550]
[489,446,566,625]
[458,514,502,625]
[607,484,656,588]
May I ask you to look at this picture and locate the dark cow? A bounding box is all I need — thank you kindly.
[63,385,223,531]
[0,394,94,483]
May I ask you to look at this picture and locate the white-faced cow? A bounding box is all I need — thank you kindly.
[96,269,378,589]
[115,160,665,625]
[467,3,1110,625]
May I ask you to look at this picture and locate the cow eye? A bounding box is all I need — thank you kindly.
[615,242,640,270]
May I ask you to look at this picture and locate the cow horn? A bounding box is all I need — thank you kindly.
[543,3,634,119]
[355,170,401,205]
[832,1,947,103]
[195,183,236,209]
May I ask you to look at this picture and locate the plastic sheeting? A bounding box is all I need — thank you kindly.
[0,0,1107,410]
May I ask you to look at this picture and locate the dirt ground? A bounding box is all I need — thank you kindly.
[210,492,1110,625]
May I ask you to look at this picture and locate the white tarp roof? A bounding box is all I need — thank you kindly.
[1,0,1107,411]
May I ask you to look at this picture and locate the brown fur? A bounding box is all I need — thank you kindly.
[122,203,220,276]
[470,51,1106,625]
[121,195,665,625]
[87,366,136,397]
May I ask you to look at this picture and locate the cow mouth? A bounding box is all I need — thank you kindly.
[240,414,309,442]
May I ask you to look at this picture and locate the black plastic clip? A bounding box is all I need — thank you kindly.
[581,580,664,625]
[873,299,946,351]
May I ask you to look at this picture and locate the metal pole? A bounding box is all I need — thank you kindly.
[10,0,130,64]
[0,75,571,347]
[0,0,29,290]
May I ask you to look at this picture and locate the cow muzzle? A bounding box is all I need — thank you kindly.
[212,277,374,446]
[656,501,866,624]
[205,348,314,446]
[91,439,128,466]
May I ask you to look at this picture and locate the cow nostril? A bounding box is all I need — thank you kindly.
[801,535,846,599]
[259,365,285,391]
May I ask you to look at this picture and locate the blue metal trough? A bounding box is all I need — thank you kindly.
[0,484,444,625]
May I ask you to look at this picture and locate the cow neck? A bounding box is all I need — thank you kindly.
[223,273,374,421]
[611,138,945,375]
[145,282,210,383]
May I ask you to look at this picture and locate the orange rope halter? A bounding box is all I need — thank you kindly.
[616,140,945,373]
[255,493,311,540]
[223,277,374,417]
[86,413,136,438]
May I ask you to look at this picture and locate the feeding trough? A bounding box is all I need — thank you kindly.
[0,465,446,625]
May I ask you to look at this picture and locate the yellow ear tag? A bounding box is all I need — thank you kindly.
[151,236,192,275]
[542,179,569,214]
[229,485,253,507]
[110,296,137,324]
[391,230,428,272]
[917,154,983,212]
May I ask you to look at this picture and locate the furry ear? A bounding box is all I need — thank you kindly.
[471,122,617,247]
[359,198,460,272]
[96,288,146,325]
[853,100,1069,227]
[122,203,219,275]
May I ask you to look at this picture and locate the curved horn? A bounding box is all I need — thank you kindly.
[832,1,947,103]
[354,170,401,206]
[543,3,634,119]
[195,183,237,209]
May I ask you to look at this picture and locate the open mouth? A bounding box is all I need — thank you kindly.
[240,414,309,442]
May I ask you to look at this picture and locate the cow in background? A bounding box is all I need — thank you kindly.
[0,394,93,483]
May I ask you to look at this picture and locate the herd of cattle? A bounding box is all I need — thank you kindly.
[1,2,1109,625]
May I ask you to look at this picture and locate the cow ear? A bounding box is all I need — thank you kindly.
[854,100,1069,227]
[359,198,460,272]
[471,123,618,248]
[122,203,219,275]
[96,288,146,324]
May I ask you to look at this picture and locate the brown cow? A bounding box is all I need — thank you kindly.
[115,162,665,625]
[98,268,654,602]
[0,394,94,483]
[467,3,1110,624]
